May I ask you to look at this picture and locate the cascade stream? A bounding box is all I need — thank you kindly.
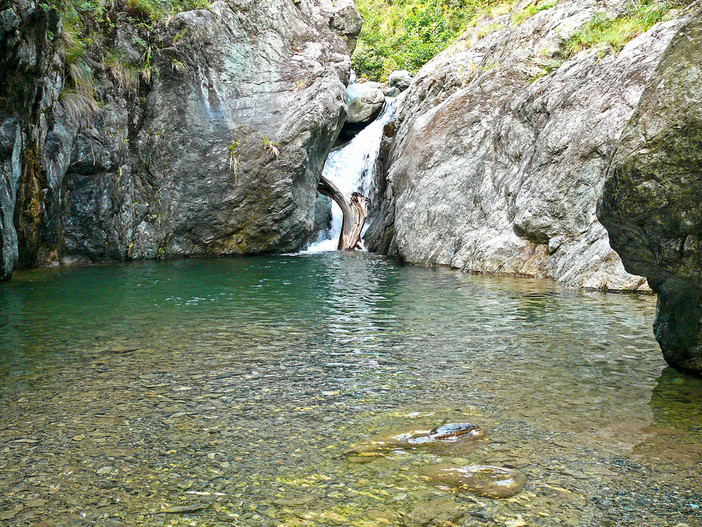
[306,98,398,252]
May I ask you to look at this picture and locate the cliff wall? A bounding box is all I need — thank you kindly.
[0,0,361,280]
[365,0,685,291]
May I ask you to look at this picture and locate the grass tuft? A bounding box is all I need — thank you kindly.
[562,1,670,60]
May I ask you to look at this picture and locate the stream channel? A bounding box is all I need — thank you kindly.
[1,253,702,526]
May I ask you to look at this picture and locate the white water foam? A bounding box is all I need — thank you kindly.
[305,98,398,253]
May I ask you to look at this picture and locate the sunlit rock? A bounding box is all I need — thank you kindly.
[387,70,412,92]
[365,1,685,292]
[345,423,485,460]
[346,82,385,126]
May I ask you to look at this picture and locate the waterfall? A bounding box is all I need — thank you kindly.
[306,98,398,252]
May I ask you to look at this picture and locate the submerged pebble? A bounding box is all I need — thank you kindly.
[421,464,527,499]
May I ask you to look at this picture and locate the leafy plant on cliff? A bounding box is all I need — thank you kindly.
[511,0,558,25]
[261,135,280,158]
[562,1,673,59]
[43,0,213,118]
[104,51,140,92]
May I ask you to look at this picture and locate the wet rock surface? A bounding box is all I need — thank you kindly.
[365,0,685,291]
[0,0,62,280]
[421,464,528,499]
[598,12,702,375]
[345,423,485,459]
[0,0,359,279]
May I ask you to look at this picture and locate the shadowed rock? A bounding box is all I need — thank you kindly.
[598,12,702,375]
[0,0,360,279]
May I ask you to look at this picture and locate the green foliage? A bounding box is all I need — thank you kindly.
[124,0,212,21]
[352,0,685,82]
[261,135,279,158]
[352,0,514,81]
[42,0,213,117]
[562,1,671,59]
[511,0,558,25]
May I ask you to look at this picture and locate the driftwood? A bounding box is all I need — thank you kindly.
[317,175,370,250]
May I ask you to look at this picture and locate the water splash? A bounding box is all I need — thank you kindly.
[306,98,398,253]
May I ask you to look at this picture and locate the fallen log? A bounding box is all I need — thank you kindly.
[317,175,370,250]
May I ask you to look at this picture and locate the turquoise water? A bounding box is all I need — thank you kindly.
[1,253,701,526]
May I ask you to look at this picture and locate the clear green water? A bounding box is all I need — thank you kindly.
[1,253,701,526]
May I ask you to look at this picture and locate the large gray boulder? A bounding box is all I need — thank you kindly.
[366,0,682,291]
[0,0,358,278]
[387,70,412,92]
[346,81,385,125]
[329,0,363,53]
[598,13,702,375]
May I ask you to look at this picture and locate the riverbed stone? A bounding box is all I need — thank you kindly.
[403,499,467,526]
[365,1,684,291]
[345,423,485,459]
[598,12,702,375]
[427,423,484,441]
[421,464,527,499]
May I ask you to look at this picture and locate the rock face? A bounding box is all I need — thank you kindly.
[0,0,359,280]
[346,81,385,125]
[0,0,63,280]
[387,70,412,91]
[598,13,702,375]
[365,0,684,291]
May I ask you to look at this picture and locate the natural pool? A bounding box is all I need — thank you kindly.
[1,253,701,526]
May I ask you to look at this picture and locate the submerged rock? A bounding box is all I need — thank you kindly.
[421,464,527,499]
[598,12,702,375]
[426,423,484,442]
[345,423,485,459]
[365,0,685,291]
[404,498,467,526]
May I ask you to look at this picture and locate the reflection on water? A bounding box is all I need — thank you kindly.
[0,253,701,526]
